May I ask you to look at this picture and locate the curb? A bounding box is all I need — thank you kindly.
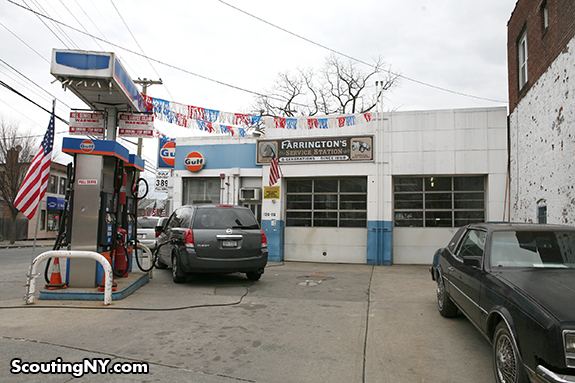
[0,244,53,249]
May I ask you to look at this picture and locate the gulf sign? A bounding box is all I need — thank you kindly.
[158,137,175,168]
[80,140,95,153]
[184,151,205,172]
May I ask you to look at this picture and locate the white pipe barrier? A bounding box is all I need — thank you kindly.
[26,250,113,305]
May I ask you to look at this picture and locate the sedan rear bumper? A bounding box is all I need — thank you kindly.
[537,365,575,383]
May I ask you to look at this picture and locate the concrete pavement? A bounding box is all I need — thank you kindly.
[0,253,494,382]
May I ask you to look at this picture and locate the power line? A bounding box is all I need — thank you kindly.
[0,21,49,64]
[30,0,80,49]
[0,80,69,124]
[0,58,72,110]
[6,0,293,104]
[109,0,174,100]
[59,0,106,51]
[216,0,508,104]
[21,0,70,49]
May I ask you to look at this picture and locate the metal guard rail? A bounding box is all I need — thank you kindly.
[26,250,113,305]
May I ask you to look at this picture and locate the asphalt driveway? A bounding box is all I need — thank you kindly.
[0,250,493,382]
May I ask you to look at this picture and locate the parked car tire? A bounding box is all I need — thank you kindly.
[171,253,186,284]
[493,321,528,383]
[436,276,458,318]
[246,271,262,281]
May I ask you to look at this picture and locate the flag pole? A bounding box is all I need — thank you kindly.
[24,99,56,304]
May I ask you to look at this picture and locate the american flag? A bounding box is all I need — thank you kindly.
[150,201,157,216]
[269,151,280,186]
[14,101,55,220]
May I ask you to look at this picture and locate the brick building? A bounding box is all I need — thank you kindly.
[507,0,575,224]
[1,162,69,241]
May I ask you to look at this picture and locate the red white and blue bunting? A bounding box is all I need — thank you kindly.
[139,94,372,136]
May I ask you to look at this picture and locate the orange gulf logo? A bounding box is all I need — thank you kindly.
[80,140,95,153]
[184,151,205,172]
[160,140,176,166]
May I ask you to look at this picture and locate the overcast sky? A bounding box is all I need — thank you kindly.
[1,0,517,169]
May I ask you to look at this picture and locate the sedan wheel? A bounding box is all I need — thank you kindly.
[436,276,458,317]
[171,253,186,284]
[493,322,527,383]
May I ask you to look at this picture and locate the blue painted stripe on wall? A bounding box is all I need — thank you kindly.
[367,221,393,265]
[262,220,284,262]
[176,144,261,170]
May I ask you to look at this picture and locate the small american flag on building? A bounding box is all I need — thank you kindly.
[14,101,55,220]
[269,151,280,186]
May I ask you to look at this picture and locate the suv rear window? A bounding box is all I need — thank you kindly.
[138,217,159,228]
[193,208,259,229]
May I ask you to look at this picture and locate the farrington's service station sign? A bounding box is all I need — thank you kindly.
[257,136,373,164]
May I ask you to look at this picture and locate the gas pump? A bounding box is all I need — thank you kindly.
[61,138,145,289]
[124,154,144,245]
[115,154,145,278]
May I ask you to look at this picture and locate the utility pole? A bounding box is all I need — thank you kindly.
[133,78,163,215]
[133,78,163,159]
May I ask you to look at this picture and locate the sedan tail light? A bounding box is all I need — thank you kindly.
[261,230,268,248]
[185,229,194,248]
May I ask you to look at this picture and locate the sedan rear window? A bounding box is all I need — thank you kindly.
[491,231,575,268]
[193,208,259,230]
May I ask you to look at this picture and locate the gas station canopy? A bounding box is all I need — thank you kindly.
[50,49,143,113]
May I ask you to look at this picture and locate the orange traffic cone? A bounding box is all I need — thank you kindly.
[98,252,117,292]
[45,257,68,290]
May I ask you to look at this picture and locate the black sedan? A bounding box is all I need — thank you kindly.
[155,205,268,283]
[430,223,575,383]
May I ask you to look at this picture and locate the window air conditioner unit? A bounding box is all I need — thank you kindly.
[240,188,261,201]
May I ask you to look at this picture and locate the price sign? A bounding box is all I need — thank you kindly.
[155,170,170,192]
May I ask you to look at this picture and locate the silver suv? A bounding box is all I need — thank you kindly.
[155,205,268,283]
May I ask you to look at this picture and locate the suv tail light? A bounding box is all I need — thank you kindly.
[261,230,268,248]
[185,229,194,248]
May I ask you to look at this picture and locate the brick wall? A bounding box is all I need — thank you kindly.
[509,37,575,224]
[507,0,575,113]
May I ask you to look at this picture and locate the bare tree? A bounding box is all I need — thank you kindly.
[0,117,37,244]
[252,55,400,118]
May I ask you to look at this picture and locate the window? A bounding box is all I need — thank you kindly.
[243,203,262,225]
[538,205,547,224]
[541,1,549,30]
[394,176,485,227]
[518,30,528,89]
[455,229,486,260]
[286,178,367,228]
[59,177,66,195]
[47,175,58,194]
[47,211,60,231]
[167,207,193,229]
[182,178,220,205]
[40,209,46,230]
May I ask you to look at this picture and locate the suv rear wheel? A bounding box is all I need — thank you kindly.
[246,271,262,281]
[172,253,186,283]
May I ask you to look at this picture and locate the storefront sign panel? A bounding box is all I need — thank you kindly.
[257,136,373,164]
[264,186,280,199]
[118,113,154,137]
[69,112,105,137]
